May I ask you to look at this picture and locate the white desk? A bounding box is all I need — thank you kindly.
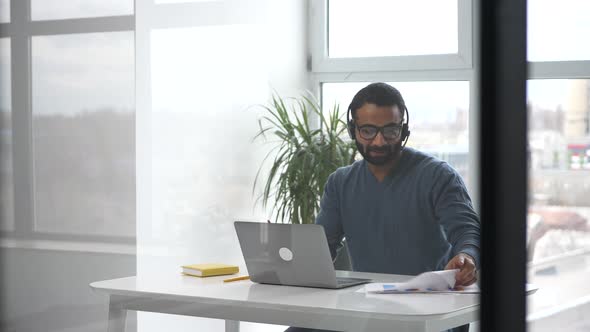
[90,271,479,332]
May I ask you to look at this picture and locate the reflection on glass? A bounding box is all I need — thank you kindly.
[0,0,9,23]
[148,24,268,256]
[31,32,135,236]
[528,1,590,61]
[328,0,458,58]
[139,25,270,330]
[31,0,133,21]
[0,38,14,231]
[527,79,590,331]
[322,81,470,185]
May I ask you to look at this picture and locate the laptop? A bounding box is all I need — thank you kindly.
[234,221,372,289]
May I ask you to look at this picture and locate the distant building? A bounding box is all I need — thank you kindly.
[564,80,590,139]
[529,130,567,170]
[564,80,590,170]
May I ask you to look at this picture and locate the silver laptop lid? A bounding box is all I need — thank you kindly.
[234,221,339,288]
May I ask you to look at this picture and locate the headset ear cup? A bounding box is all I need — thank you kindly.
[401,105,410,144]
[401,124,409,141]
[347,120,356,140]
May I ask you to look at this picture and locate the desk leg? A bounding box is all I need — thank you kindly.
[225,320,240,332]
[108,295,128,332]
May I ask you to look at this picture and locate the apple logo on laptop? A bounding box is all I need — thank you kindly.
[279,247,293,261]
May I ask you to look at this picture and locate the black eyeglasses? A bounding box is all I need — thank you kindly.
[357,123,403,140]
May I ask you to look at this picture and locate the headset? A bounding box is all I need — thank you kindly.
[346,102,411,148]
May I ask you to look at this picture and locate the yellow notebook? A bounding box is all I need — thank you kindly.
[181,263,239,277]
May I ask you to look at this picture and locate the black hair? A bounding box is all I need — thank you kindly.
[349,82,406,120]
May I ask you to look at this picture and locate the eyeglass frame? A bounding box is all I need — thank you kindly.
[356,123,404,141]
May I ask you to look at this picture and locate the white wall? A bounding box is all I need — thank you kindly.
[136,1,310,331]
[0,246,136,332]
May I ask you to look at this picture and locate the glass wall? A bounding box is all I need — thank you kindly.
[136,1,308,331]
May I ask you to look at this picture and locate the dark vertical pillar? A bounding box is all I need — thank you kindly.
[479,0,528,331]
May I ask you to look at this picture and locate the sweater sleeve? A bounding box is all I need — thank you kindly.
[315,172,344,261]
[430,163,482,268]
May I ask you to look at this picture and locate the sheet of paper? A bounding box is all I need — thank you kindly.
[361,268,540,295]
[364,269,465,294]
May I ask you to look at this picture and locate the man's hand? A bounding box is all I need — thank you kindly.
[445,253,477,289]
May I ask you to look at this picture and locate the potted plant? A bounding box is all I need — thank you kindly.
[253,92,356,225]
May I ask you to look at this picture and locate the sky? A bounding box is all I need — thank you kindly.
[528,0,590,61]
[329,0,458,58]
[31,31,134,115]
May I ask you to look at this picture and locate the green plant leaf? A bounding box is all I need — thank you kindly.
[252,92,356,224]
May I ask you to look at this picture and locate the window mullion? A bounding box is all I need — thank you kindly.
[469,0,481,212]
[528,61,590,79]
[11,0,35,237]
[309,0,327,72]
[313,69,473,83]
[458,0,473,67]
[28,16,134,36]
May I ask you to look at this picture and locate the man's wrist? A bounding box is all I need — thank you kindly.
[459,245,480,269]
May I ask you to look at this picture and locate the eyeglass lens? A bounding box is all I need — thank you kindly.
[359,125,401,140]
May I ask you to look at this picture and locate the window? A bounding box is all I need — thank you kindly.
[527,79,590,329]
[526,2,590,330]
[31,32,134,236]
[528,0,590,61]
[328,0,458,58]
[1,1,134,242]
[311,0,472,73]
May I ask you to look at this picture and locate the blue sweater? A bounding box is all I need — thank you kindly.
[316,148,481,275]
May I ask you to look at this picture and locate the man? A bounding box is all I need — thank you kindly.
[285,82,480,332]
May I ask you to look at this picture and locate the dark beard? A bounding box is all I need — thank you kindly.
[356,140,402,166]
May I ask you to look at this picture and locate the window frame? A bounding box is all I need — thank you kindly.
[0,0,135,244]
[310,0,473,73]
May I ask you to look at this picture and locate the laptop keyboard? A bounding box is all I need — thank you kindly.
[336,277,369,284]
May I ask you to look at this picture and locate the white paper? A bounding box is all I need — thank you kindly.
[364,269,482,294]
[361,270,539,295]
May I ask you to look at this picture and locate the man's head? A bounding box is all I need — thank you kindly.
[347,82,409,166]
